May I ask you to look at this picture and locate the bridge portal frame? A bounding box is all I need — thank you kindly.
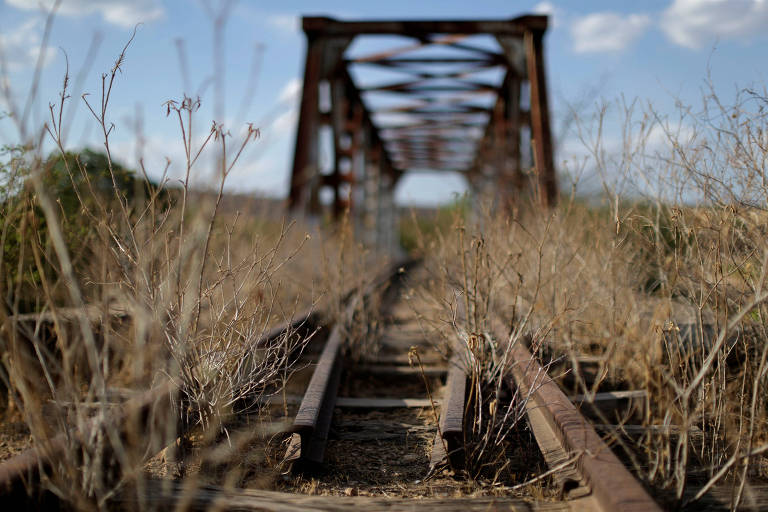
[288,15,557,239]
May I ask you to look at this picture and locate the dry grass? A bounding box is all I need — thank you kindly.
[411,88,768,508]
[409,211,556,484]
[0,13,338,509]
[0,6,396,506]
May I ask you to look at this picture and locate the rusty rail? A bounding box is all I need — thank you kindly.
[430,354,466,471]
[1,273,667,510]
[0,309,319,509]
[284,311,346,469]
[493,322,662,511]
[283,260,416,472]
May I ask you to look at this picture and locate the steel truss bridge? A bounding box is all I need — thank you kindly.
[288,14,557,248]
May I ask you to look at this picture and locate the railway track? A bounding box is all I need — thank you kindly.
[2,260,755,510]
[270,263,662,510]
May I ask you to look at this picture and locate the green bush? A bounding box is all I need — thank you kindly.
[1,149,157,313]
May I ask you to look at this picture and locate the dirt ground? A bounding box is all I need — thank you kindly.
[0,408,32,462]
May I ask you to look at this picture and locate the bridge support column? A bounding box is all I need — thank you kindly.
[525,27,557,209]
[288,20,353,218]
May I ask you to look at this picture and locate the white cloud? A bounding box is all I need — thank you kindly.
[645,121,696,157]
[267,14,298,34]
[532,1,561,28]
[0,17,56,71]
[277,77,301,104]
[270,107,297,139]
[5,0,164,29]
[571,12,650,53]
[661,0,768,49]
[533,1,555,15]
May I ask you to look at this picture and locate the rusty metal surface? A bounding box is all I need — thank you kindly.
[302,16,548,35]
[496,325,662,512]
[290,322,343,466]
[525,28,557,208]
[434,355,467,469]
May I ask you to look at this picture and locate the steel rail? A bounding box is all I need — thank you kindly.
[0,309,319,508]
[429,353,467,471]
[283,260,416,472]
[492,322,662,512]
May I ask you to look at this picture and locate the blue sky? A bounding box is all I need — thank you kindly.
[2,0,767,204]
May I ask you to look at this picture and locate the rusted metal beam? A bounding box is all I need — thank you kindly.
[493,322,662,511]
[392,163,469,172]
[381,121,487,132]
[391,157,475,165]
[525,27,558,208]
[467,68,529,211]
[389,149,477,157]
[329,77,364,217]
[390,153,475,162]
[302,16,548,36]
[375,105,491,115]
[391,150,474,158]
[288,36,323,211]
[350,57,502,66]
[444,40,509,60]
[288,35,352,213]
[350,34,468,64]
[389,142,476,150]
[388,144,477,154]
[339,67,401,179]
[392,163,472,171]
[384,137,478,145]
[393,161,471,168]
[320,172,355,187]
[363,81,497,94]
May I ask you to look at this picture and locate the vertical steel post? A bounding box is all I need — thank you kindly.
[506,78,522,197]
[525,27,558,208]
[362,139,380,247]
[329,77,348,218]
[289,35,324,213]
